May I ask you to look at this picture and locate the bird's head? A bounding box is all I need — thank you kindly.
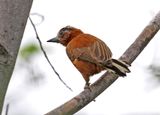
[47,26,83,46]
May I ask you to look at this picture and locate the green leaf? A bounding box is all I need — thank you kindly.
[20,43,40,59]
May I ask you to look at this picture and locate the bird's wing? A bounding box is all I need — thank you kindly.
[66,37,112,65]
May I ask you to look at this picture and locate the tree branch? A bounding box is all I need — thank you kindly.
[45,11,160,115]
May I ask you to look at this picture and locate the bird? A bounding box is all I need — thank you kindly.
[47,26,130,89]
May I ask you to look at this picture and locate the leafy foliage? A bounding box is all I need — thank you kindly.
[20,43,40,60]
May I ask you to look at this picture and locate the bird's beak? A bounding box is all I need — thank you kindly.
[47,37,59,43]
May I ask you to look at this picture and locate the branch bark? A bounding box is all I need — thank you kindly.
[0,0,33,114]
[45,11,160,115]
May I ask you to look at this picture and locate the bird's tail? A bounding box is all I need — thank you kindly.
[104,59,130,76]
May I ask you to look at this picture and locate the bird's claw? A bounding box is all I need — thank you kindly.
[84,82,91,91]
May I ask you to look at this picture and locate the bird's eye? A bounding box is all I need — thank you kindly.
[58,27,72,38]
[58,31,64,37]
[58,30,67,38]
[58,28,65,35]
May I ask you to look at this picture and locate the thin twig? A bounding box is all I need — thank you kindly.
[29,17,73,91]
[5,103,9,115]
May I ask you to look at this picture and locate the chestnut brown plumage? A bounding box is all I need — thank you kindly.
[47,26,130,89]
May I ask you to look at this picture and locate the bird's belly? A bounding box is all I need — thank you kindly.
[73,59,104,77]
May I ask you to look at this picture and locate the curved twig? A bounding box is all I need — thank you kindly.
[29,17,73,91]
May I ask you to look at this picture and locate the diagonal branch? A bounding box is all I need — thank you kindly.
[45,11,160,115]
[29,17,73,91]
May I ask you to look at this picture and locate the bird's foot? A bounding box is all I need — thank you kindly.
[84,83,96,102]
[84,82,91,91]
[84,83,90,89]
